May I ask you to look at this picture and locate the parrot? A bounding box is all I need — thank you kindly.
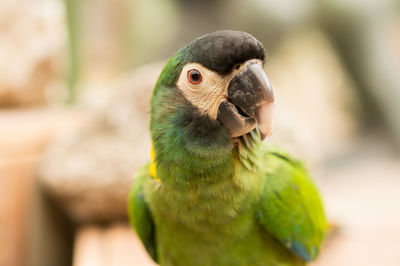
[128,30,327,266]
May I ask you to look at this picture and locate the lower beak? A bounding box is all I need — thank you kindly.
[217,63,275,140]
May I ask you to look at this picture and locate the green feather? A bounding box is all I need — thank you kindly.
[128,33,326,266]
[258,146,327,261]
[128,164,157,262]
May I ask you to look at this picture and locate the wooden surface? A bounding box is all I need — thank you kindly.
[0,108,88,266]
[73,224,156,266]
[0,157,36,266]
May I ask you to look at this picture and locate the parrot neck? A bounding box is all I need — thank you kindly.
[150,139,236,187]
[150,138,263,188]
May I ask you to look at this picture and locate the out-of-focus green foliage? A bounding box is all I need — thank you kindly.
[65,0,81,103]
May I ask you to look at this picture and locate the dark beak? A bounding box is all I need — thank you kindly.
[217,63,275,140]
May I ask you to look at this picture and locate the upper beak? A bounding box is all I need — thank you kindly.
[217,62,275,140]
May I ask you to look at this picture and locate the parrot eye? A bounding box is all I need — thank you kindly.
[187,69,202,85]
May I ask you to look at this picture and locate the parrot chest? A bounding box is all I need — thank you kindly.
[142,149,303,265]
[146,173,300,266]
[148,165,263,229]
[145,168,276,264]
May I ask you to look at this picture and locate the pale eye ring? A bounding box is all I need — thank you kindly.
[187,69,202,85]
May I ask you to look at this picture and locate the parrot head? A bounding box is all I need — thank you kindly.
[151,30,274,172]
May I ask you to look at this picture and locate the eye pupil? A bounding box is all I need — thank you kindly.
[191,72,200,81]
[187,69,202,84]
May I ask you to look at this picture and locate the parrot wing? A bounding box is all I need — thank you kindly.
[128,164,158,262]
[258,146,327,261]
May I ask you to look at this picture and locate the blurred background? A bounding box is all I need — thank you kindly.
[1,0,400,265]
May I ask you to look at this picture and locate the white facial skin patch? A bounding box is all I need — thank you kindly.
[176,60,263,120]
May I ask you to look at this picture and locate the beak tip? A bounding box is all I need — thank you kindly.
[256,102,274,141]
[259,127,273,141]
[260,130,273,141]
